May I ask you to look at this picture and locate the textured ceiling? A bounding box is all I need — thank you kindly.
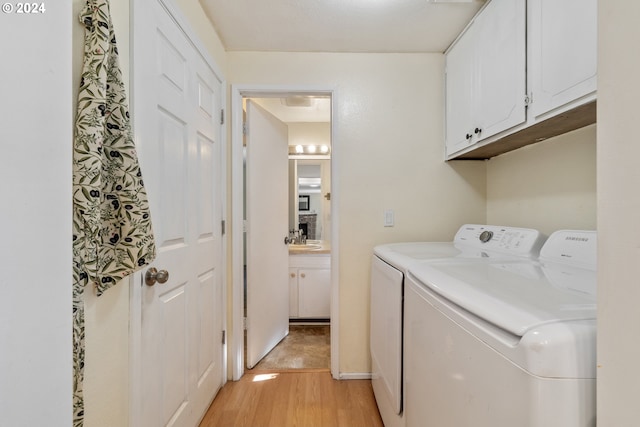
[201,0,486,53]
[251,97,331,123]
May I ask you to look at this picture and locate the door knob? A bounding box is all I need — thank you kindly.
[145,267,170,286]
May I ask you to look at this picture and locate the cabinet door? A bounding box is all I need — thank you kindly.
[298,268,331,318]
[474,0,526,141]
[445,0,526,158]
[289,268,299,318]
[445,22,477,157]
[529,0,597,118]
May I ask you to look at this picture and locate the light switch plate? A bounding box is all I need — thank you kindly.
[384,209,394,227]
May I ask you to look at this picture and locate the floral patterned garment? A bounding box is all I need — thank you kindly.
[72,0,156,424]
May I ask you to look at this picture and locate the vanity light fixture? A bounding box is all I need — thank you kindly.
[288,144,331,157]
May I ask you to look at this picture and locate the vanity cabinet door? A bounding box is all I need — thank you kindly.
[298,268,331,318]
[528,0,597,119]
[289,267,299,318]
[290,254,331,319]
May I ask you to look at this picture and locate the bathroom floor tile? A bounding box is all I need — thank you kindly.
[249,325,330,371]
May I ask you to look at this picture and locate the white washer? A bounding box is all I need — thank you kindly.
[370,225,545,427]
[404,230,597,427]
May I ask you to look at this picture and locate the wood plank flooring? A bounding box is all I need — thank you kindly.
[199,371,384,427]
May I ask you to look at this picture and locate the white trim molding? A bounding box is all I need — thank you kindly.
[230,84,340,381]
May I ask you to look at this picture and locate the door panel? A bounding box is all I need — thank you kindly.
[246,100,290,369]
[133,0,223,425]
[158,111,188,243]
[197,135,216,235]
[161,284,188,424]
[529,0,597,117]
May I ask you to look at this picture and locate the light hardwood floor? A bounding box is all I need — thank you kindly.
[199,371,384,427]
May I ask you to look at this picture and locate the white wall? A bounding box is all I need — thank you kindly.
[288,122,331,148]
[486,124,597,236]
[0,4,72,426]
[597,0,640,424]
[229,52,487,373]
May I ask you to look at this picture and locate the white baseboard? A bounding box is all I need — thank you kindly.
[338,372,372,380]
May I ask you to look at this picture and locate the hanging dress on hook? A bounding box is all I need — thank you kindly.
[72,0,156,424]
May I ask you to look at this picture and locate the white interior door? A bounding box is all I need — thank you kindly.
[245,100,290,369]
[133,0,224,425]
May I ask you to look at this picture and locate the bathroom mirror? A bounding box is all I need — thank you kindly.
[289,159,330,242]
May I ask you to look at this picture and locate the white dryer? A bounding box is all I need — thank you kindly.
[370,225,545,427]
[404,230,597,427]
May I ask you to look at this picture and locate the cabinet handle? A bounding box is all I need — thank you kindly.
[466,133,472,140]
[290,273,296,278]
[474,127,482,135]
[300,273,306,278]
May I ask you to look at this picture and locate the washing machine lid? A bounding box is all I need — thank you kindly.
[373,224,545,272]
[408,259,597,338]
[373,242,460,271]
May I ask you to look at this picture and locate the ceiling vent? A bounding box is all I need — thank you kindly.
[282,96,314,107]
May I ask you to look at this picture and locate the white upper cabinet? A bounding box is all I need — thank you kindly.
[445,23,475,155]
[445,0,526,157]
[473,0,527,142]
[445,0,597,160]
[445,23,476,156]
[528,0,597,119]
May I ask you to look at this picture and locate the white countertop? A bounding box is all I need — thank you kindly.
[288,240,331,255]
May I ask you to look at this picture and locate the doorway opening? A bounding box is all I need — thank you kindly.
[231,87,338,380]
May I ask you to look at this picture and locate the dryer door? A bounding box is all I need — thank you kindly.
[370,256,403,415]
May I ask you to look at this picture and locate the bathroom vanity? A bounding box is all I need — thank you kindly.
[289,242,331,319]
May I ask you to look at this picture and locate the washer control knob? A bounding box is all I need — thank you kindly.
[479,230,494,243]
